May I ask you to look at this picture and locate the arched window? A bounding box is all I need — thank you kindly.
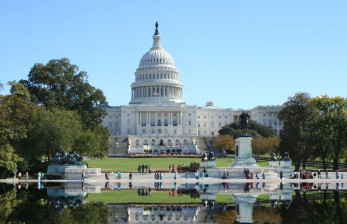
[176,140,180,145]
[151,139,155,146]
[135,140,139,146]
[143,140,148,145]
[168,139,172,146]
[183,140,187,145]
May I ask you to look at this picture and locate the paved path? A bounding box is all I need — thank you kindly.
[2,172,347,184]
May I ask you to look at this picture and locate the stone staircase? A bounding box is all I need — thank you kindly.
[195,137,220,155]
[108,137,129,157]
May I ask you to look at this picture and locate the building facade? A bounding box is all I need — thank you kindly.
[102,24,283,155]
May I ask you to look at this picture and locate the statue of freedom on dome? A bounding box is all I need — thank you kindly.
[154,22,159,35]
[239,111,250,136]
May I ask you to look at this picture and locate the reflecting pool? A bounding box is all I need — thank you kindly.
[1,182,347,223]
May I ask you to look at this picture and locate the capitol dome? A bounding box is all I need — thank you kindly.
[130,23,184,105]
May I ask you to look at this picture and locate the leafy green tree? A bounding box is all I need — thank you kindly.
[20,58,107,129]
[0,81,37,176]
[218,119,276,139]
[24,108,83,159]
[278,92,315,170]
[309,96,347,170]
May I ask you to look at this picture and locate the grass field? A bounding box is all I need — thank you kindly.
[85,190,235,204]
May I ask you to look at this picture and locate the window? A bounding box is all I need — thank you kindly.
[142,119,146,126]
[127,129,130,134]
[151,119,155,126]
[142,129,146,134]
[127,119,130,125]
[211,121,214,127]
[157,119,162,126]
[204,123,206,127]
[176,139,180,145]
[143,140,148,145]
[198,123,200,127]
[164,120,168,126]
[158,129,162,134]
[188,113,191,116]
[188,120,192,125]
[151,139,155,146]
[219,123,222,127]
[135,140,139,146]
[174,129,176,134]
[168,140,172,146]
[173,119,177,126]
[183,140,187,145]
[211,132,214,136]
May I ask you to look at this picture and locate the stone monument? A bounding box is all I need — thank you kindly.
[231,112,258,168]
[201,151,216,168]
[47,148,87,174]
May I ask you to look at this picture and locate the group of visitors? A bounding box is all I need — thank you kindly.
[154,171,163,180]
[13,171,30,181]
[169,164,186,173]
[138,164,152,174]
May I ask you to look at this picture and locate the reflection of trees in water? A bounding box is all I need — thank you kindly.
[213,208,237,224]
[280,191,347,223]
[0,184,109,224]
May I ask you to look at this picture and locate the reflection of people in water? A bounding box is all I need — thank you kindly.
[129,182,132,189]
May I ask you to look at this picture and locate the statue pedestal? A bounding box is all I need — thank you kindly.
[47,164,87,174]
[269,161,280,168]
[231,137,258,168]
[280,160,292,168]
[201,160,216,168]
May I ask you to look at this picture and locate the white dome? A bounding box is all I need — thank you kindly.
[139,49,175,67]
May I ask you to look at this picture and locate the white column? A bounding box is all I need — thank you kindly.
[155,112,158,126]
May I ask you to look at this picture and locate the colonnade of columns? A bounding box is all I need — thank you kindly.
[136,73,178,81]
[136,111,183,126]
[131,86,182,99]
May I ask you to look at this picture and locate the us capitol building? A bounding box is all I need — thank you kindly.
[102,23,283,156]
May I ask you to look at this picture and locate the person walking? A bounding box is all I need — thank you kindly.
[41,172,44,180]
[326,171,329,179]
[13,172,16,181]
[26,171,29,181]
[262,172,266,179]
[336,170,340,179]
[256,172,260,179]
[82,170,85,181]
[129,172,133,180]
[117,170,121,179]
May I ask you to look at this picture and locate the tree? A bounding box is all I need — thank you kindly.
[213,135,236,153]
[278,92,315,170]
[20,58,107,129]
[24,108,83,159]
[218,120,277,139]
[20,58,110,158]
[252,136,280,155]
[309,96,347,170]
[0,82,37,176]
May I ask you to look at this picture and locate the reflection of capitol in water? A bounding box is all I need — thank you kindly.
[106,183,296,224]
[127,205,200,223]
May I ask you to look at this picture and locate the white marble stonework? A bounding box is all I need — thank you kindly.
[231,137,259,168]
[102,24,284,155]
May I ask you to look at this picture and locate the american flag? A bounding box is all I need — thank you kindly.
[153,91,159,96]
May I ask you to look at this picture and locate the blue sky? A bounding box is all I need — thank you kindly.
[1,1,346,109]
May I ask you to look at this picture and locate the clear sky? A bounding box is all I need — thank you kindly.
[0,1,346,109]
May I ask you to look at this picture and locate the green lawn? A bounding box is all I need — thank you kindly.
[85,190,202,204]
[86,157,272,172]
